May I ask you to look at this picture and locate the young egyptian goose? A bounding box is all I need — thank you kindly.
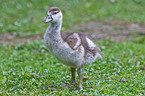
[44,7,104,90]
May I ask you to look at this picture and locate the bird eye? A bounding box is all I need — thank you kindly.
[53,11,58,14]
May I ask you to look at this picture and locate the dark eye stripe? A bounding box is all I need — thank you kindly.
[53,11,59,14]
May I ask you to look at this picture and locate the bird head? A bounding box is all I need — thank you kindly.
[44,7,63,23]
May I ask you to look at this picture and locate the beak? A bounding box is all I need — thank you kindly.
[44,15,53,23]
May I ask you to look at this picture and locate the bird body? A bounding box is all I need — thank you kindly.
[44,7,104,90]
[44,26,85,68]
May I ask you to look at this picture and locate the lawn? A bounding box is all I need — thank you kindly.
[0,0,145,95]
[0,39,145,95]
[0,0,145,36]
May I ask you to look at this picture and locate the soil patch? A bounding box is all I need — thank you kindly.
[74,21,145,41]
[0,21,145,45]
[0,34,43,45]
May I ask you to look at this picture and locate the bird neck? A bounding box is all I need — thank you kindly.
[46,20,62,40]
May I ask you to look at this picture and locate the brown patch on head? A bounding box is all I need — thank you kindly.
[49,7,60,13]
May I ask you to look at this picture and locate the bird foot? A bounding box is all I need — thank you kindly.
[62,78,70,85]
[78,87,83,91]
[83,76,88,80]
[84,85,94,88]
[71,80,78,85]
[78,85,83,91]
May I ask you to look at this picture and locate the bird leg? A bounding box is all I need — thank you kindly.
[77,66,84,90]
[71,67,76,85]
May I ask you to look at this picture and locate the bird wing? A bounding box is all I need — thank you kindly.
[62,31,104,58]
[62,31,81,50]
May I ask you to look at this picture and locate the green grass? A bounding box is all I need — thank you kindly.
[0,39,145,95]
[0,0,145,36]
[0,0,145,95]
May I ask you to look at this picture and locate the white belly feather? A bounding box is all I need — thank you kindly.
[44,34,85,68]
[44,31,101,68]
